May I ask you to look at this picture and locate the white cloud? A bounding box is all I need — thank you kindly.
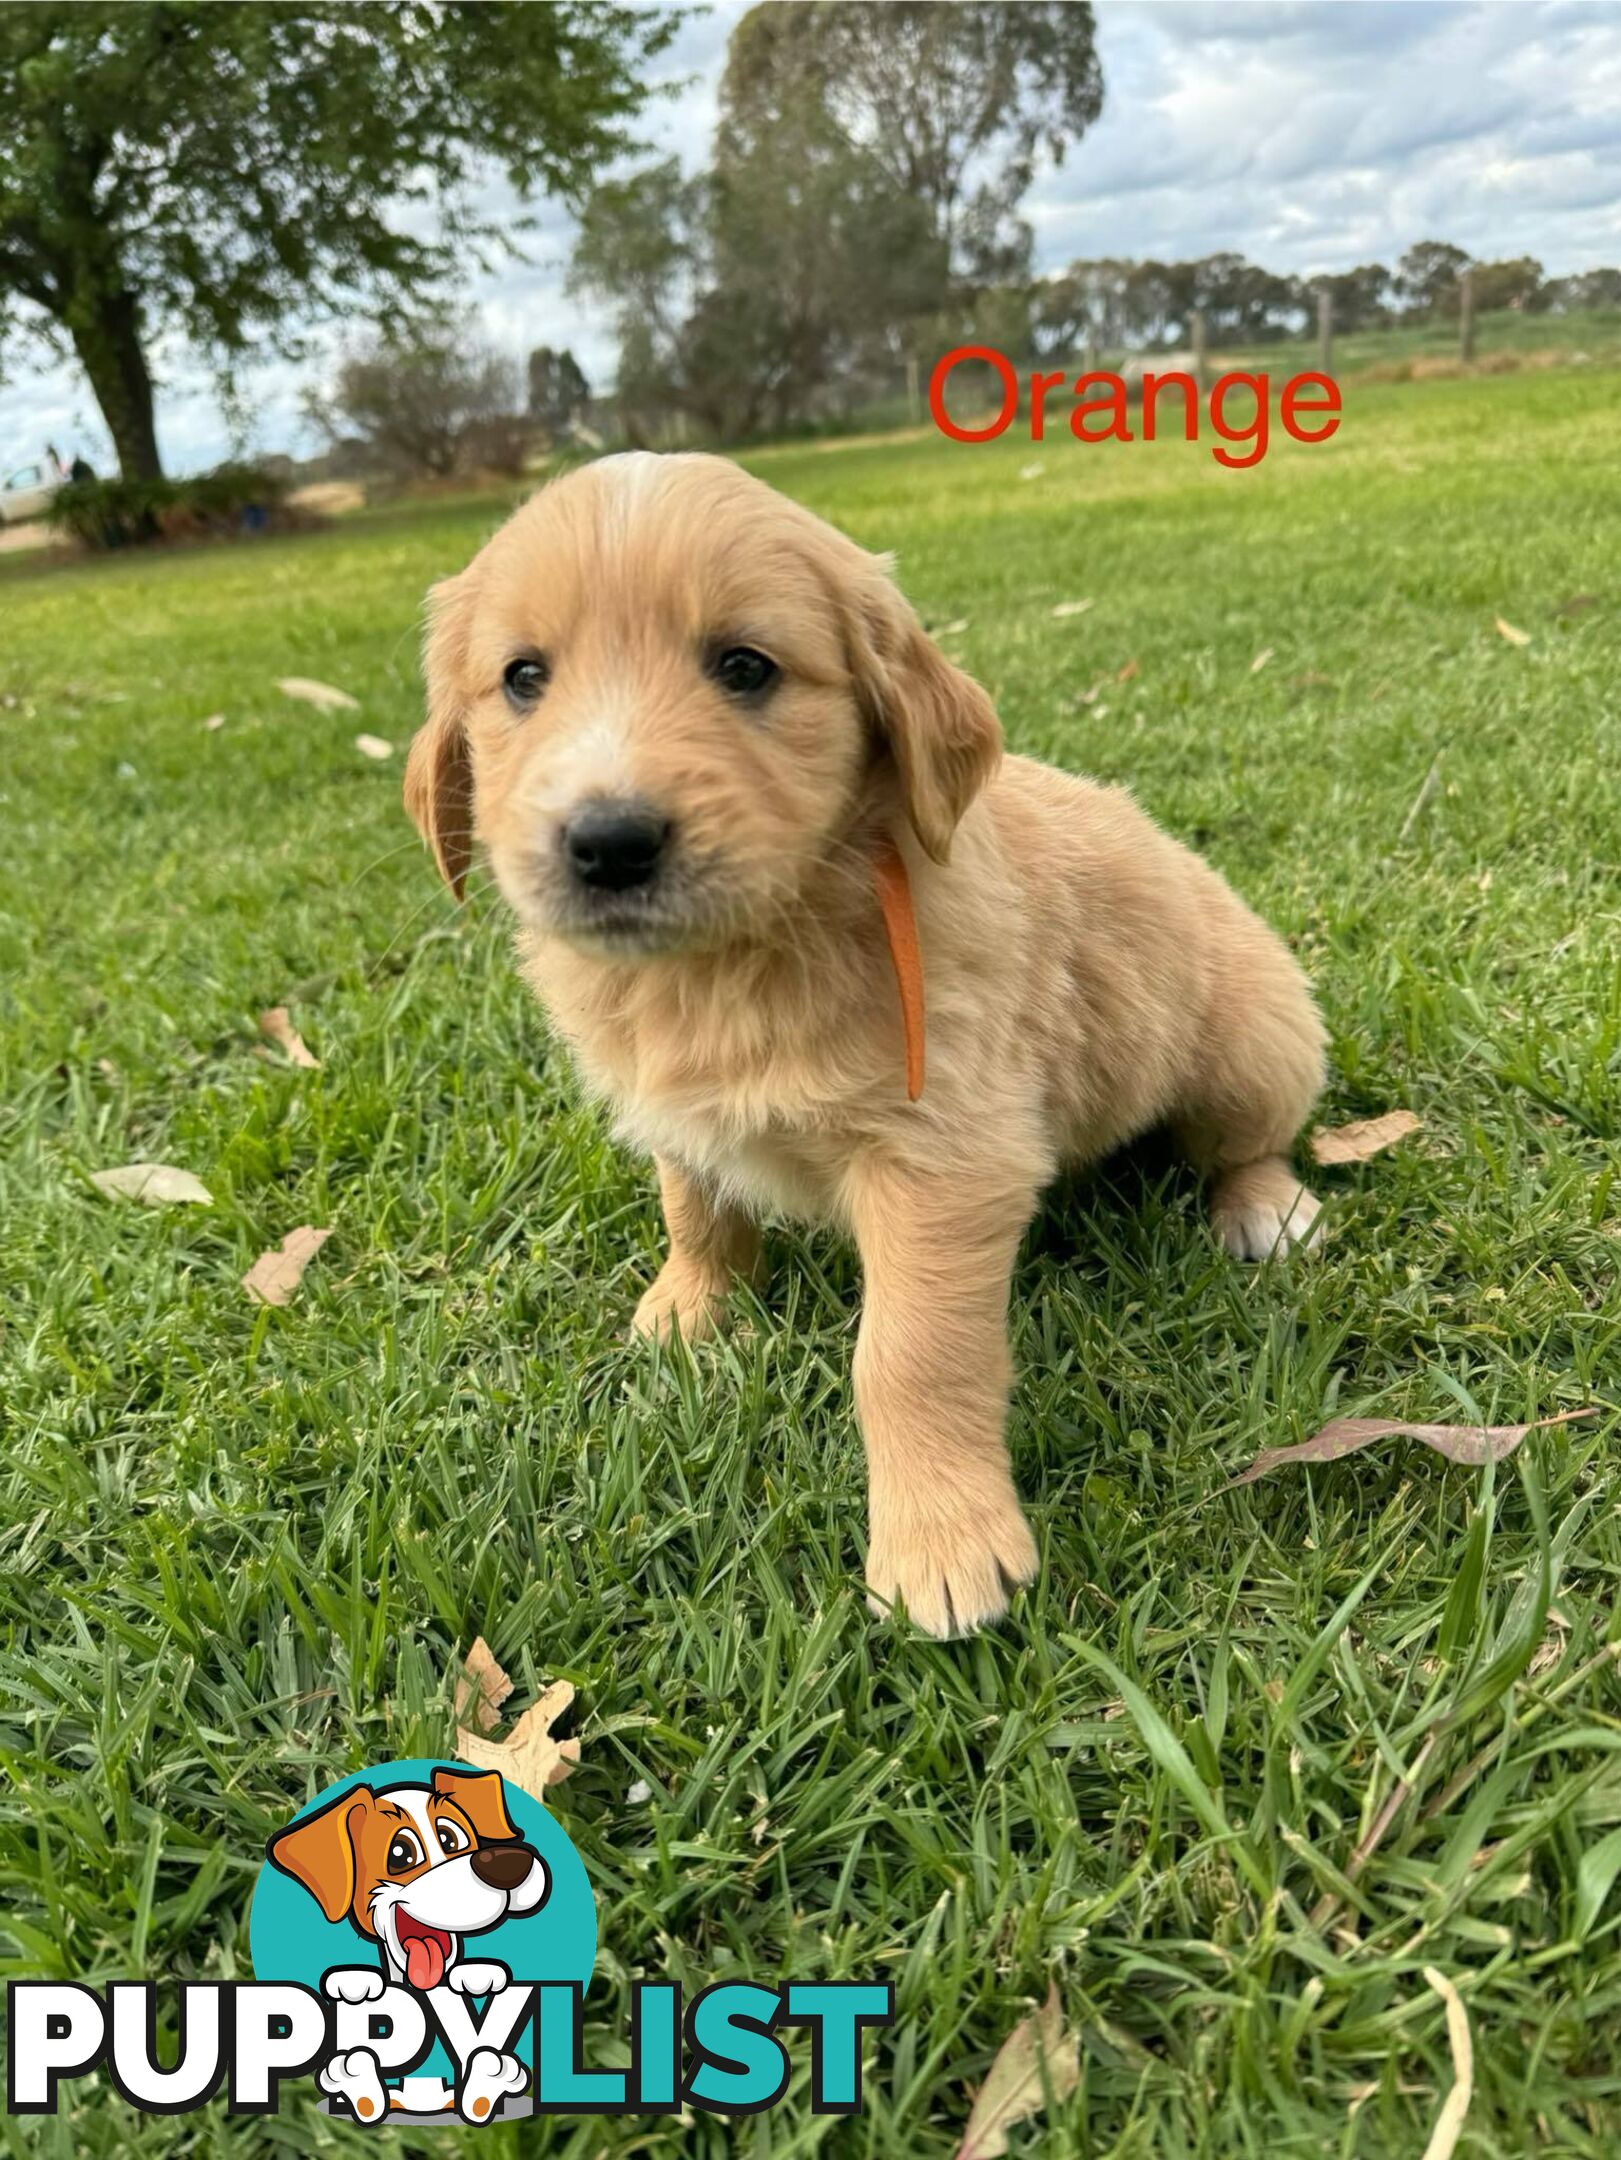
[3,0,1617,474]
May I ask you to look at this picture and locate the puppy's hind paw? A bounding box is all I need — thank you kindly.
[319,2047,389,2125]
[1212,1160,1323,1262]
[459,2046,527,2124]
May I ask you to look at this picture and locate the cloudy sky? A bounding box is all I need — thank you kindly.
[4,0,1618,476]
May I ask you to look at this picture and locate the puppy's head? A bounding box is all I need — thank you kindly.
[406,452,1000,954]
[268,1769,548,1986]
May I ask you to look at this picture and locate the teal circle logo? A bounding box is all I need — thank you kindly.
[249,1758,594,2123]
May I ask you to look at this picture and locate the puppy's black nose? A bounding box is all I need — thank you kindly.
[470,1842,538,1891]
[563,804,669,891]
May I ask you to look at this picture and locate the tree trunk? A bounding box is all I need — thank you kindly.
[69,289,163,481]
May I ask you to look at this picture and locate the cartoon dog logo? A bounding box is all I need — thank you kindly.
[268,1766,548,2121]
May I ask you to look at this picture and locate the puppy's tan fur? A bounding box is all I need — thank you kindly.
[407,452,1325,1637]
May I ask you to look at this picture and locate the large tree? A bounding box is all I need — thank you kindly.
[574,2,1102,441]
[720,3,1103,287]
[0,3,673,479]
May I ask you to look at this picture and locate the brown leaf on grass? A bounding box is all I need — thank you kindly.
[202,712,225,731]
[91,1162,212,1206]
[455,1671,580,1802]
[1115,657,1141,683]
[242,1225,332,1306]
[1050,598,1094,619]
[354,733,393,760]
[1226,1407,1596,1491]
[1291,670,1334,690]
[1310,1109,1421,1165]
[257,1005,320,1069]
[1556,594,1597,618]
[455,1637,515,1736]
[1250,646,1274,674]
[955,1985,1079,2159]
[1493,616,1531,647]
[277,675,359,711]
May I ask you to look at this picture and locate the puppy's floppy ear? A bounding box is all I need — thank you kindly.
[432,1765,519,1844]
[267,1788,369,1923]
[847,562,1002,864]
[405,570,477,899]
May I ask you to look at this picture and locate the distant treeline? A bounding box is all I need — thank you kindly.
[1038,244,1621,353]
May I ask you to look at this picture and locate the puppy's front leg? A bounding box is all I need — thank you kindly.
[632,1157,761,1343]
[846,1158,1039,1638]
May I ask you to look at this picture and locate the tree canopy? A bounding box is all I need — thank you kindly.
[0,3,674,477]
[721,2,1103,282]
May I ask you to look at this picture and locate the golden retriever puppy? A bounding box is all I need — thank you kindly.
[407,452,1325,1638]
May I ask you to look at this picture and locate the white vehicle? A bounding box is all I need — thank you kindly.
[0,461,62,526]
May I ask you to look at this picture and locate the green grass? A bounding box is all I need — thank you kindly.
[1215,301,1621,377]
[2,367,1620,2156]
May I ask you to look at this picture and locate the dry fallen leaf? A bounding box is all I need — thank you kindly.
[1493,616,1531,648]
[91,1162,212,1206]
[455,1637,516,1736]
[1018,461,1045,481]
[956,1985,1079,2159]
[1226,1406,1596,1491]
[1420,1967,1473,2160]
[935,618,970,637]
[455,1660,580,1802]
[277,675,359,711]
[1250,646,1274,674]
[1050,598,1094,619]
[257,1005,321,1069]
[202,712,225,731]
[354,733,393,760]
[1556,594,1597,618]
[1116,657,1141,684]
[1311,1109,1422,1165]
[242,1225,332,1306]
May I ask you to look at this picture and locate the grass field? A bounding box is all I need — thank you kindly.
[3,366,1620,2156]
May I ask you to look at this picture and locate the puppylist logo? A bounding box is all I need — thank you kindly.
[8,1756,892,2125]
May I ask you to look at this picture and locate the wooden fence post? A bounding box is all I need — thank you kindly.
[905,355,921,427]
[1458,267,1475,364]
[1317,285,1334,376]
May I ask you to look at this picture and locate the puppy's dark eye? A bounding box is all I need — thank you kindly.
[503,655,550,709]
[386,1831,423,1873]
[711,646,778,699]
[435,1819,470,1856]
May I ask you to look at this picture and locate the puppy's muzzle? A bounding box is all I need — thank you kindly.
[562,801,670,893]
[470,1841,541,1892]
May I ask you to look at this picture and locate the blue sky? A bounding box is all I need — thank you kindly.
[3,0,1618,476]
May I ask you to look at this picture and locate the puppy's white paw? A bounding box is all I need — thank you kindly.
[631,1262,726,1344]
[866,1481,1038,1639]
[319,2046,389,2124]
[1217,1184,1322,1261]
[445,1959,509,1998]
[459,2045,527,2123]
[323,1967,386,2005]
[1212,1160,1323,1262]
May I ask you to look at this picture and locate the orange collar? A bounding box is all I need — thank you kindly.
[872,836,925,1101]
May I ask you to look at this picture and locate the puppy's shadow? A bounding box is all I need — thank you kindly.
[1022,1130,1204,1286]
